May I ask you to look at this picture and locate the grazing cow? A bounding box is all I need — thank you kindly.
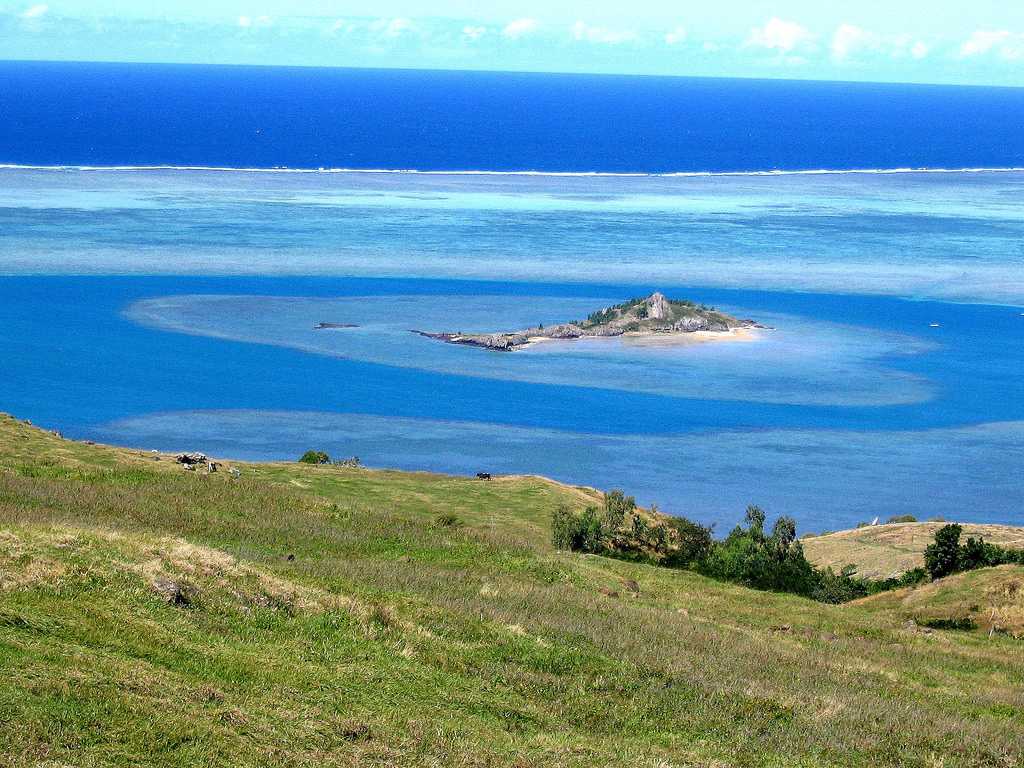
[476,472,492,480]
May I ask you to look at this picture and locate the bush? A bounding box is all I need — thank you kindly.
[549,496,957,604]
[576,507,604,553]
[899,567,929,587]
[551,505,578,550]
[298,450,330,465]
[922,524,1023,581]
[434,514,462,528]
[551,505,604,553]
[886,514,917,523]
[601,489,636,534]
[919,616,976,631]
[699,507,816,596]
[924,524,963,580]
[663,516,713,568]
[812,565,868,604]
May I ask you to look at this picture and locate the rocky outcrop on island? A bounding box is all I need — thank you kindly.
[412,293,764,352]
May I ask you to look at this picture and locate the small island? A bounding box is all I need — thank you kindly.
[412,292,765,352]
[313,322,359,330]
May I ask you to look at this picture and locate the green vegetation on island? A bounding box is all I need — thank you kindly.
[1,413,1023,767]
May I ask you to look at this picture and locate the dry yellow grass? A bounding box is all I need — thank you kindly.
[804,522,1024,579]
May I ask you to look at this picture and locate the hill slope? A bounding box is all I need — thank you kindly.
[856,564,1024,638]
[804,522,1024,579]
[1,414,1023,767]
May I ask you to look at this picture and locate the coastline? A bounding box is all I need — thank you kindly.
[413,292,764,352]
[4,163,1024,178]
[518,326,764,350]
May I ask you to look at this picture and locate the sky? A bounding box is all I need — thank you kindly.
[2,1,1024,86]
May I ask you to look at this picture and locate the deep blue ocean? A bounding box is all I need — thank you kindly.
[4,60,1024,172]
[1,62,1023,533]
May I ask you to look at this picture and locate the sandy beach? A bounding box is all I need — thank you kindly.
[519,325,764,351]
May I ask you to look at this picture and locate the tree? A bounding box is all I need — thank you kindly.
[551,505,604,553]
[298,450,330,465]
[958,536,990,571]
[770,516,797,549]
[663,516,713,568]
[602,489,635,534]
[812,565,869,604]
[699,507,816,596]
[577,507,604,553]
[923,524,962,580]
[551,505,579,550]
[744,505,766,540]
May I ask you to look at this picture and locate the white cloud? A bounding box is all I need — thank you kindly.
[571,21,635,44]
[960,29,1024,60]
[329,19,354,35]
[664,26,687,45]
[502,18,537,39]
[382,17,412,38]
[831,26,931,63]
[20,3,47,19]
[462,25,486,41]
[746,17,813,53]
[831,24,876,61]
[960,29,1009,57]
[238,15,270,29]
[368,17,413,38]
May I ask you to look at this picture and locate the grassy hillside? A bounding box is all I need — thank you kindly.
[2,413,1023,767]
[857,565,1024,638]
[804,522,1024,579]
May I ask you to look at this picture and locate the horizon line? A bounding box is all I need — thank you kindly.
[3,163,1024,178]
[2,57,1023,92]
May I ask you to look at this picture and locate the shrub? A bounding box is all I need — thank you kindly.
[601,489,636,534]
[899,567,929,587]
[812,565,869,604]
[922,525,1022,581]
[576,507,605,553]
[298,450,330,465]
[918,616,976,631]
[887,514,917,523]
[699,507,816,596]
[960,536,1022,570]
[924,524,963,580]
[551,505,604,553]
[663,516,713,568]
[550,496,947,604]
[434,513,462,528]
[551,505,578,550]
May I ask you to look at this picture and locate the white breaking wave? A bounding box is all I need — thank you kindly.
[1,163,1024,178]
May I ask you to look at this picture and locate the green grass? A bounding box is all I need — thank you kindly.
[1,413,1023,767]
